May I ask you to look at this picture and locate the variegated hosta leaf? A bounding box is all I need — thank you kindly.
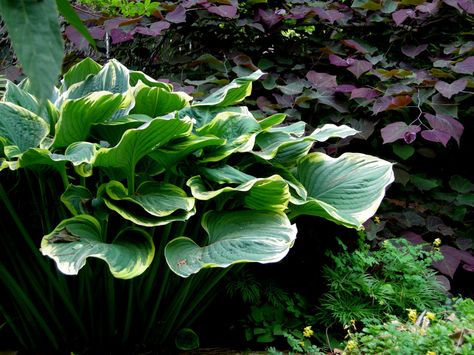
[61,58,102,92]
[58,59,130,103]
[41,215,155,279]
[187,167,290,212]
[129,70,172,91]
[131,81,192,117]
[53,91,132,148]
[0,102,49,158]
[258,113,287,130]
[4,80,40,114]
[94,117,193,183]
[254,123,359,165]
[291,152,394,229]
[192,70,264,107]
[50,142,99,166]
[149,135,225,170]
[61,185,93,216]
[196,111,261,162]
[165,210,297,277]
[100,180,195,227]
[179,106,252,129]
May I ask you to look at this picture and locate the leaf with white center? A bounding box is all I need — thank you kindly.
[149,135,225,170]
[94,117,192,184]
[61,58,102,91]
[193,70,264,107]
[196,111,261,162]
[130,82,192,117]
[41,215,154,279]
[100,180,195,226]
[309,124,359,142]
[129,71,172,91]
[61,185,93,216]
[179,106,253,130]
[165,210,297,277]
[0,102,49,158]
[187,173,290,212]
[53,91,132,148]
[291,152,394,229]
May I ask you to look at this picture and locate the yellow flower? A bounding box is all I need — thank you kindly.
[426,312,436,321]
[426,351,436,355]
[407,308,417,324]
[374,216,381,224]
[303,325,314,338]
[433,238,441,247]
[346,340,357,351]
[299,340,305,347]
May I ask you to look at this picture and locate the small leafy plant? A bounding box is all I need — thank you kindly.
[318,238,446,327]
[343,297,474,355]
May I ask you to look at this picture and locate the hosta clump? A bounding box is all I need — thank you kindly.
[0,58,394,279]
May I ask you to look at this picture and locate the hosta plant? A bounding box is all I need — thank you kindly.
[0,57,394,279]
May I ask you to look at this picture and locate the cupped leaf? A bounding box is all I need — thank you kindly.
[61,58,102,91]
[53,91,131,148]
[149,135,225,170]
[193,70,264,107]
[61,185,93,216]
[196,111,261,162]
[291,152,394,229]
[41,215,155,279]
[0,102,49,158]
[50,142,99,166]
[94,117,193,185]
[16,148,66,172]
[179,106,252,130]
[129,70,172,91]
[4,81,40,114]
[165,210,297,277]
[0,0,63,101]
[131,82,192,117]
[100,180,195,226]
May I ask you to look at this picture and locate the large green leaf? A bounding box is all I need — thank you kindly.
[187,173,290,212]
[59,59,130,102]
[53,91,132,148]
[50,142,99,166]
[61,58,102,91]
[0,102,49,158]
[291,152,394,228]
[61,185,93,216]
[196,111,261,162]
[165,210,297,277]
[41,215,154,279]
[94,117,193,189]
[100,180,195,226]
[130,82,192,117]
[0,0,63,101]
[149,135,225,170]
[129,70,172,91]
[179,106,252,129]
[3,80,40,114]
[16,148,66,172]
[193,70,264,107]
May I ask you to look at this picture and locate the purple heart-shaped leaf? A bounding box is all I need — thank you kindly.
[258,9,283,28]
[453,56,474,74]
[459,0,474,13]
[416,0,441,14]
[421,129,451,146]
[306,71,337,90]
[401,44,428,58]
[207,5,238,18]
[149,21,171,36]
[314,8,345,24]
[166,5,187,23]
[392,9,416,25]
[110,28,134,44]
[351,88,379,99]
[435,79,467,99]
[425,113,464,145]
[329,54,350,67]
[347,60,372,78]
[335,84,357,93]
[381,122,421,144]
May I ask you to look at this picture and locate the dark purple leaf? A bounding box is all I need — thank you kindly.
[341,39,368,53]
[335,84,357,93]
[110,28,134,44]
[328,54,351,67]
[313,91,348,112]
[207,5,238,18]
[433,245,474,278]
[133,26,157,36]
[149,21,171,36]
[306,71,337,90]
[402,231,425,244]
[258,9,283,28]
[392,9,416,25]
[426,216,454,236]
[385,84,413,96]
[104,17,128,32]
[0,65,22,82]
[452,56,474,74]
[381,122,421,144]
[416,0,441,14]
[349,119,375,140]
[421,129,451,146]
[434,79,467,99]
[425,113,464,145]
[351,88,380,99]
[459,0,474,13]
[89,26,105,40]
[257,96,278,113]
[166,5,187,23]
[401,44,428,58]
[372,95,412,114]
[290,6,316,19]
[273,93,294,108]
[347,60,372,78]
[181,0,200,8]
[443,0,463,11]
[314,7,345,24]
[65,25,90,51]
